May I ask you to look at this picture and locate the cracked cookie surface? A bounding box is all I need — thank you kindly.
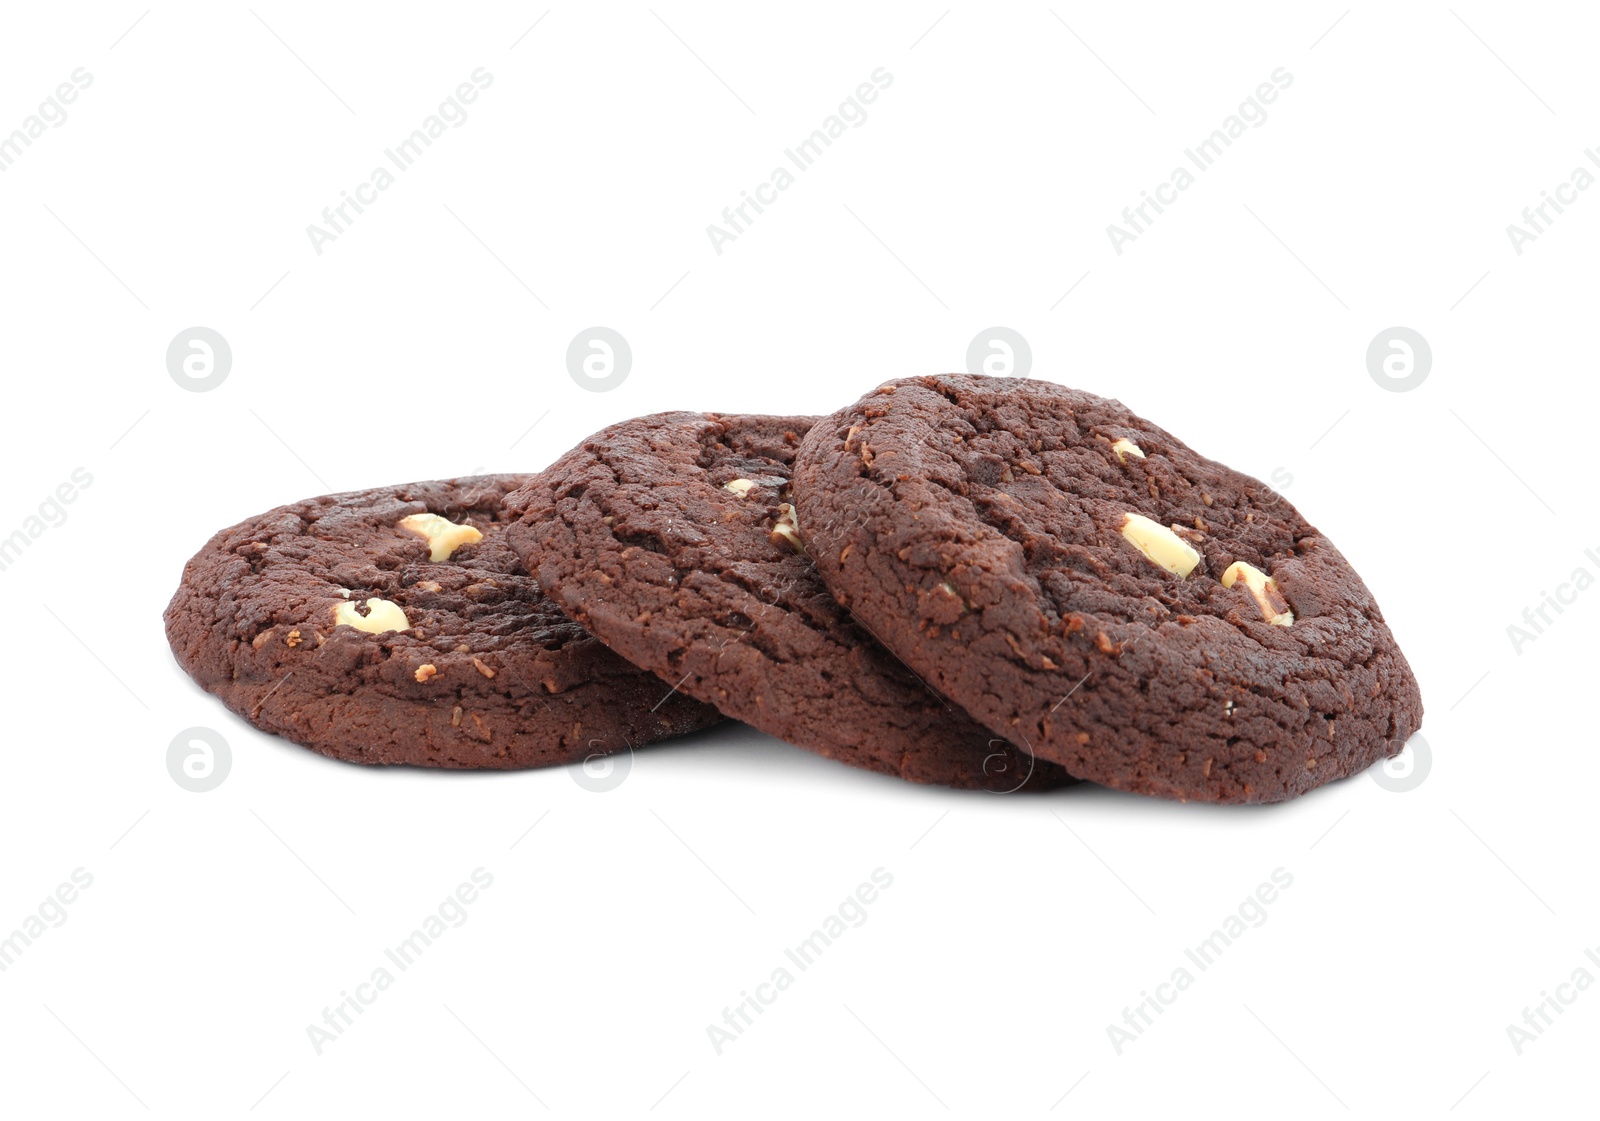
[506,413,1073,791]
[165,475,722,768]
[793,375,1423,803]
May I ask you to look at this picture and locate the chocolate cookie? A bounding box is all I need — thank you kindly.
[165,475,722,769]
[793,376,1422,804]
[505,413,1073,791]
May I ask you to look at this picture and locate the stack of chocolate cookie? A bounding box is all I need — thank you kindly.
[166,375,1422,803]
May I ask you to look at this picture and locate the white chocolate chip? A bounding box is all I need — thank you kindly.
[771,502,805,555]
[332,597,410,634]
[398,513,483,562]
[1221,561,1294,626]
[1111,438,1145,463]
[723,479,755,497]
[1119,512,1200,578]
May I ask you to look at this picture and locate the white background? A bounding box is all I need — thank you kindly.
[0,3,1593,1117]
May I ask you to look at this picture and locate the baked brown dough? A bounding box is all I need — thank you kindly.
[506,413,1073,791]
[793,375,1423,804]
[164,475,721,768]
